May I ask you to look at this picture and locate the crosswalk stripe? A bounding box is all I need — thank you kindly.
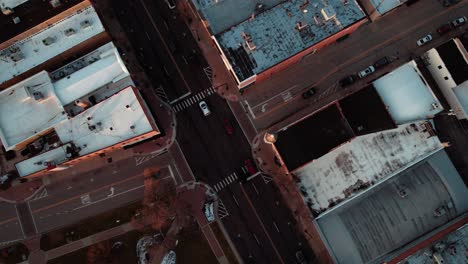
[208,90,214,95]
[183,101,189,108]
[195,94,201,101]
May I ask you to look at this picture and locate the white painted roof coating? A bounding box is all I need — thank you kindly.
[373,61,443,125]
[0,71,67,151]
[55,87,154,157]
[0,0,28,10]
[370,0,404,15]
[15,143,71,177]
[452,82,468,117]
[295,121,443,213]
[424,48,468,120]
[0,5,105,84]
[213,0,365,82]
[54,47,129,105]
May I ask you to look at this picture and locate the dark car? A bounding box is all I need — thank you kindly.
[244,159,257,176]
[223,118,234,135]
[373,56,390,69]
[437,23,452,35]
[301,87,316,99]
[339,74,358,87]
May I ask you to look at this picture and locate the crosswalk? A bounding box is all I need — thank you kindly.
[217,199,229,219]
[203,66,213,84]
[213,172,238,192]
[154,85,169,103]
[172,87,216,113]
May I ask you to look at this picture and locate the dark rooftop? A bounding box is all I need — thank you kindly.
[0,0,84,44]
[316,150,468,264]
[339,85,396,136]
[436,40,468,85]
[274,104,354,171]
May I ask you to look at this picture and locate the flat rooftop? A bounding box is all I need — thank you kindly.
[0,0,27,12]
[436,40,468,85]
[213,0,365,82]
[339,85,396,136]
[0,0,84,43]
[400,222,468,264]
[453,82,468,116]
[295,121,443,213]
[0,42,131,151]
[0,71,67,151]
[0,4,105,84]
[370,0,403,15]
[317,149,468,264]
[373,61,443,125]
[16,86,158,176]
[275,104,354,171]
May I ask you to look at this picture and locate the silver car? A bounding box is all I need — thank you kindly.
[199,101,211,116]
[416,34,433,46]
[358,65,375,78]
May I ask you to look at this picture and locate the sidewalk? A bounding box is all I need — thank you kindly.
[177,1,240,102]
[251,132,333,263]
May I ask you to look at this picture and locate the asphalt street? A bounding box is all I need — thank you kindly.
[110,0,315,263]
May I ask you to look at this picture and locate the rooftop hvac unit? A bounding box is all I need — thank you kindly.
[1,7,13,15]
[321,6,336,21]
[33,92,44,101]
[49,0,61,8]
[42,36,55,46]
[12,17,21,24]
[241,32,256,51]
[10,51,24,62]
[80,20,91,29]
[64,28,76,37]
[295,21,308,31]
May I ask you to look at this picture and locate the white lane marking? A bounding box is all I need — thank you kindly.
[14,205,25,238]
[74,185,144,211]
[273,221,280,233]
[27,202,38,234]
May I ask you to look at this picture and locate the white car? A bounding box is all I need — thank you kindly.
[416,34,433,46]
[451,16,467,27]
[199,101,211,116]
[358,65,375,78]
[204,203,215,222]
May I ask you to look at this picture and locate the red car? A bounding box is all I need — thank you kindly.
[437,23,452,35]
[223,118,233,135]
[244,159,257,175]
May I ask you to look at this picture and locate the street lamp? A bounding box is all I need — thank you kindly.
[264,132,277,144]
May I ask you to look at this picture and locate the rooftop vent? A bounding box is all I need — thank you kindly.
[241,32,256,51]
[80,20,91,29]
[64,28,76,37]
[33,92,44,101]
[321,6,336,21]
[12,17,21,24]
[75,100,90,109]
[42,37,55,46]
[88,125,96,131]
[295,21,308,31]
[10,51,24,62]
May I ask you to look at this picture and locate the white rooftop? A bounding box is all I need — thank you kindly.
[213,0,365,82]
[295,121,443,213]
[453,82,468,117]
[373,61,443,125]
[0,5,105,84]
[370,0,404,15]
[0,42,132,152]
[15,87,157,176]
[0,71,67,151]
[53,46,129,105]
[55,87,154,156]
[0,0,27,11]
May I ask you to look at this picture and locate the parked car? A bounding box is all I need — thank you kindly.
[437,23,452,35]
[244,159,257,176]
[416,34,433,46]
[373,57,390,69]
[199,101,211,116]
[358,65,375,78]
[451,16,467,27]
[301,87,316,99]
[0,173,16,190]
[223,118,233,135]
[339,74,358,87]
[204,202,215,222]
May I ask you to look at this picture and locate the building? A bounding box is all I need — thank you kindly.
[373,61,443,124]
[0,0,84,44]
[189,0,367,89]
[316,149,468,263]
[0,1,108,88]
[0,42,160,177]
[0,0,28,15]
[424,38,468,120]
